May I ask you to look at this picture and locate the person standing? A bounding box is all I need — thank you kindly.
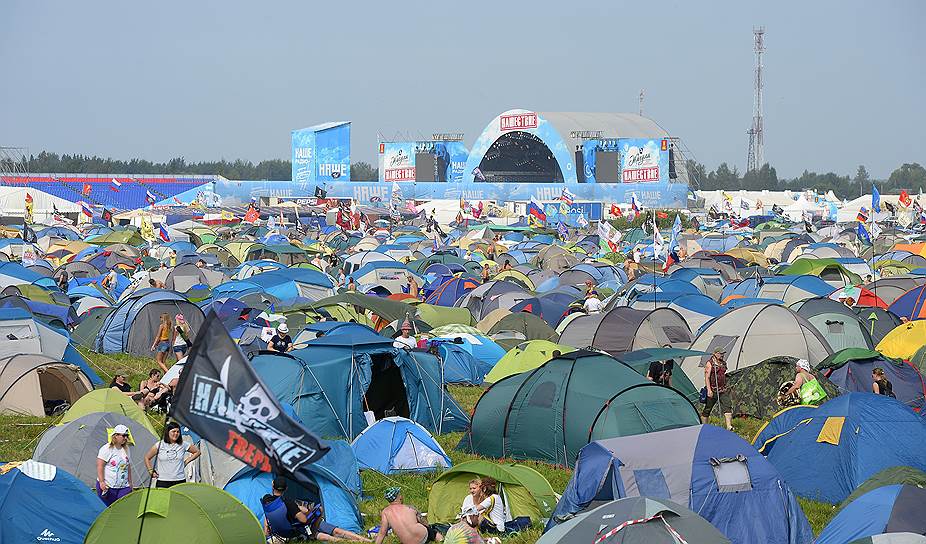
[583,291,603,314]
[481,264,491,282]
[647,346,674,387]
[96,424,133,506]
[150,313,173,373]
[702,349,733,431]
[172,314,192,361]
[144,422,200,488]
[406,274,420,299]
[872,367,895,398]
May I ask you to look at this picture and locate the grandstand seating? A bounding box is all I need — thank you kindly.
[0,174,215,210]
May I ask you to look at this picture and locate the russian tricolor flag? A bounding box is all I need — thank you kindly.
[110,178,122,192]
[78,201,93,218]
[145,190,157,204]
[528,196,546,223]
[158,223,170,242]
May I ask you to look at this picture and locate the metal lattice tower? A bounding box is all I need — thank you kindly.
[0,147,29,177]
[746,26,765,172]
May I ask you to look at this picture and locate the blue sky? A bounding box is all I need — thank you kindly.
[1,0,923,178]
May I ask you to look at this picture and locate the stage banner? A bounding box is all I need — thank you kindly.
[582,140,598,183]
[434,141,469,183]
[619,138,670,183]
[314,123,350,183]
[291,128,316,186]
[381,142,417,183]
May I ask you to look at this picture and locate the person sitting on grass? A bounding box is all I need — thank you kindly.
[261,477,370,542]
[374,487,442,544]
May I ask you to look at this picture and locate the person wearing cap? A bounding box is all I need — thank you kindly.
[96,424,133,506]
[374,487,441,544]
[583,290,603,314]
[783,359,828,406]
[261,477,370,541]
[172,313,193,361]
[143,421,199,488]
[393,321,417,350]
[702,348,733,431]
[268,323,293,353]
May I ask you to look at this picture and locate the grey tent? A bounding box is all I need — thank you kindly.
[791,297,875,351]
[53,261,101,281]
[71,307,115,348]
[559,307,692,355]
[455,280,529,320]
[854,307,903,346]
[538,497,730,544]
[0,354,93,416]
[680,303,833,390]
[863,276,926,306]
[33,412,157,488]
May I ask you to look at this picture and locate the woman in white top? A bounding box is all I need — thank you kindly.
[145,421,200,488]
[464,477,505,534]
[144,422,200,488]
[96,424,133,506]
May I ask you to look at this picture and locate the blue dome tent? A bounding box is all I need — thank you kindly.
[816,485,926,544]
[753,393,926,504]
[549,425,812,544]
[94,288,205,355]
[351,416,451,474]
[0,460,104,544]
[436,342,493,385]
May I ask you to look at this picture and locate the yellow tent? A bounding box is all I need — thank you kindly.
[876,321,926,359]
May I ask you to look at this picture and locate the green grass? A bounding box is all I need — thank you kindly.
[0,352,837,542]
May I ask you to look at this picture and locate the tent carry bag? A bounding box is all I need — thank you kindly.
[798,377,827,405]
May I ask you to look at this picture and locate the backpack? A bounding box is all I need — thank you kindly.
[709,360,728,392]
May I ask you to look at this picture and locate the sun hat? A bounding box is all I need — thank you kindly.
[112,424,130,436]
[277,323,289,334]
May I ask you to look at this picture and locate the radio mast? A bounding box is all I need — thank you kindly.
[746,26,765,173]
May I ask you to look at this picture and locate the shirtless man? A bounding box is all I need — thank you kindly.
[374,487,442,544]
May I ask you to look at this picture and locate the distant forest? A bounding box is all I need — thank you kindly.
[4,151,926,200]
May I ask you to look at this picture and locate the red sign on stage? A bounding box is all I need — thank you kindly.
[500,112,538,131]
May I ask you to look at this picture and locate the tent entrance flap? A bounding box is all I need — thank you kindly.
[365,354,410,420]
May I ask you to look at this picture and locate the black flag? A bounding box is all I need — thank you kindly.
[314,185,327,199]
[170,312,329,476]
[22,224,37,244]
[101,208,113,226]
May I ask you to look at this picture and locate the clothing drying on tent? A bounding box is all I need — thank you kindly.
[753,393,926,503]
[550,425,812,544]
[0,460,104,544]
[351,416,451,473]
[83,483,265,544]
[427,460,557,527]
[460,350,700,465]
[428,330,505,366]
[538,497,731,544]
[816,485,926,544]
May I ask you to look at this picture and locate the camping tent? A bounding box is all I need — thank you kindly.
[94,288,205,355]
[57,388,158,435]
[558,307,692,355]
[877,320,926,359]
[727,355,839,419]
[0,308,101,385]
[816,485,926,544]
[839,467,926,510]
[427,460,557,525]
[0,354,93,416]
[818,348,926,411]
[484,340,574,384]
[460,350,700,465]
[350,416,451,473]
[435,342,493,385]
[0,460,104,544]
[680,303,833,389]
[252,331,468,439]
[538,497,730,544]
[549,425,813,544]
[83,483,265,544]
[791,297,875,351]
[33,412,158,488]
[753,393,926,503]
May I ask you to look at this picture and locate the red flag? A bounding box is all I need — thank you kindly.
[243,206,260,223]
[25,192,33,203]
[656,211,668,219]
[610,204,623,217]
[900,190,912,207]
[82,183,92,196]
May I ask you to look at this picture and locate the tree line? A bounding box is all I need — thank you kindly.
[687,160,926,199]
[1,151,380,182]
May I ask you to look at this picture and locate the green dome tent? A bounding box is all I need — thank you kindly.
[427,460,557,526]
[460,350,700,466]
[58,387,157,435]
[84,483,264,544]
[839,466,926,511]
[484,340,574,384]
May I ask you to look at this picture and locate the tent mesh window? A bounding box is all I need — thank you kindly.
[710,455,753,493]
[662,326,691,344]
[528,382,557,408]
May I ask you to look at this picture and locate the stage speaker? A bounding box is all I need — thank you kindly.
[415,153,438,182]
[575,150,585,183]
[669,147,677,179]
[596,151,620,183]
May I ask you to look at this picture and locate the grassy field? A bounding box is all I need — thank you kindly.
[0,350,836,542]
